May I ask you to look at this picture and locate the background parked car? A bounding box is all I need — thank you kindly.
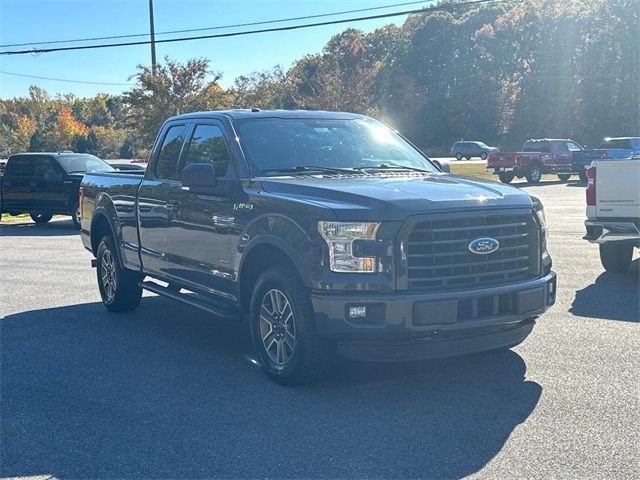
[487,139,583,184]
[450,141,498,160]
[0,152,115,228]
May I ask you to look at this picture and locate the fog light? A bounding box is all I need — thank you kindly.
[349,306,367,318]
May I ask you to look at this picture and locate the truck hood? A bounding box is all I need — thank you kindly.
[259,173,533,221]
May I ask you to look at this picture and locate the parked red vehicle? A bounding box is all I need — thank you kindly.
[487,139,583,184]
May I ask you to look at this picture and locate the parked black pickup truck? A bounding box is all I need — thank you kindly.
[0,152,116,228]
[80,110,556,384]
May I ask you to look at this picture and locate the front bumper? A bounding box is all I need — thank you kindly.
[584,220,640,244]
[311,272,556,362]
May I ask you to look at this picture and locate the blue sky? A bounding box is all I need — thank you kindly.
[0,0,424,99]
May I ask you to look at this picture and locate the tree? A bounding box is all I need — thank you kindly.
[123,57,232,145]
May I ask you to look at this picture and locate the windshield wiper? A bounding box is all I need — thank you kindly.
[66,170,87,174]
[262,165,362,176]
[354,163,432,173]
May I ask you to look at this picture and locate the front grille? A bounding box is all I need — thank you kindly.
[406,213,539,291]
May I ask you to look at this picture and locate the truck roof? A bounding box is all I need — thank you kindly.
[168,109,367,122]
[8,152,94,158]
[602,137,640,141]
[525,138,576,142]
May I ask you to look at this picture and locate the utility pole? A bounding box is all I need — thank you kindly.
[148,0,157,75]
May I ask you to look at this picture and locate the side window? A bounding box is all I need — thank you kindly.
[32,157,59,178]
[6,157,32,176]
[555,142,569,152]
[154,125,185,180]
[181,124,233,179]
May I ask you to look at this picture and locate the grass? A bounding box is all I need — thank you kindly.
[0,213,31,223]
[448,162,558,182]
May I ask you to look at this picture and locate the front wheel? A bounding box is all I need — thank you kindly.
[455,152,463,161]
[499,172,515,184]
[558,174,571,182]
[480,152,488,160]
[96,236,142,311]
[599,243,633,273]
[250,266,335,385]
[526,166,542,184]
[30,212,53,224]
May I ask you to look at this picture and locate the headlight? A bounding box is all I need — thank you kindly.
[318,221,380,272]
[532,196,548,244]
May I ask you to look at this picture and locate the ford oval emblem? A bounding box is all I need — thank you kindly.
[468,237,500,255]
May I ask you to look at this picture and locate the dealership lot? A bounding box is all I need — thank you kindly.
[1,181,638,479]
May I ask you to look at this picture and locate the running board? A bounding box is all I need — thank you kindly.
[140,280,240,319]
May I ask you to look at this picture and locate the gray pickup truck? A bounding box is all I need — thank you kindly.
[80,110,556,385]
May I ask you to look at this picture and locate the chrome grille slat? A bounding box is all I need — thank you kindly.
[406,213,538,290]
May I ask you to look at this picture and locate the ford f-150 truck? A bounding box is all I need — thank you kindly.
[80,110,556,385]
[0,152,115,228]
[487,139,583,184]
[583,153,640,272]
[572,137,640,181]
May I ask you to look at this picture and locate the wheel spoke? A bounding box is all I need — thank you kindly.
[284,330,295,351]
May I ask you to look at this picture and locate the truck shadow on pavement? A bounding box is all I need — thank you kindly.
[570,259,640,322]
[1,296,541,479]
[0,219,78,236]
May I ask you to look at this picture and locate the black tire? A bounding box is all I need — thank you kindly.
[250,265,335,385]
[71,202,81,230]
[455,152,463,161]
[96,236,143,312]
[480,152,488,160]
[464,156,471,161]
[557,174,571,182]
[599,243,633,273]
[578,169,588,182]
[499,172,515,184]
[30,212,53,224]
[526,166,542,184]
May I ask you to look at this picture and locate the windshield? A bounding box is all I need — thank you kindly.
[57,154,115,174]
[235,117,438,176]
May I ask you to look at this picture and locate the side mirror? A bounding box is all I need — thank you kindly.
[432,160,451,173]
[181,163,217,194]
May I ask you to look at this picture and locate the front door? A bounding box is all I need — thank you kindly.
[164,122,238,299]
[31,156,67,212]
[138,123,187,277]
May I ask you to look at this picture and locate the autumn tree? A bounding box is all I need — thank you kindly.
[123,57,233,145]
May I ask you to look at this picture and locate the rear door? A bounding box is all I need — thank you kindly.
[137,123,187,277]
[164,121,238,298]
[1,156,33,213]
[553,141,571,168]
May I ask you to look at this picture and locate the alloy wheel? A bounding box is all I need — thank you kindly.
[260,288,296,366]
[100,249,117,302]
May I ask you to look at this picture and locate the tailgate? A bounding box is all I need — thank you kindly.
[487,152,516,168]
[596,158,640,218]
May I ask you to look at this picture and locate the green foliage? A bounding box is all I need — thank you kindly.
[0,0,637,157]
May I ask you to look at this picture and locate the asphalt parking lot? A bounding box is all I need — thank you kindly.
[1,180,638,479]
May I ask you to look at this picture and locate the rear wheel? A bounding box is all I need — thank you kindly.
[30,212,53,224]
[72,202,81,229]
[96,236,143,311]
[526,166,542,184]
[250,265,335,385]
[558,174,571,182]
[499,172,515,184]
[578,169,588,182]
[599,243,633,273]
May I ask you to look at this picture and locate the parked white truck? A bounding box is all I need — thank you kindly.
[584,154,640,272]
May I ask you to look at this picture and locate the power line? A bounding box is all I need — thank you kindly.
[0,70,133,86]
[0,1,429,48]
[0,0,514,56]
